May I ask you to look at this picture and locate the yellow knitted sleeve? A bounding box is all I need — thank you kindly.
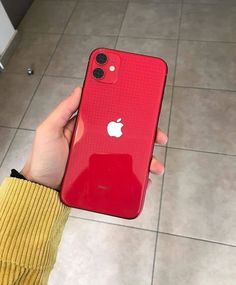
[0,177,70,285]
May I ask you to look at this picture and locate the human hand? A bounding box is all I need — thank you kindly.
[21,87,81,189]
[21,87,168,189]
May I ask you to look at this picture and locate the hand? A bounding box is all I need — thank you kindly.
[21,87,81,189]
[21,87,168,189]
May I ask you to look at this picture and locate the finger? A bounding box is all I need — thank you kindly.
[65,114,77,133]
[64,115,77,143]
[47,86,81,129]
[156,128,168,145]
[150,156,165,175]
[64,113,85,143]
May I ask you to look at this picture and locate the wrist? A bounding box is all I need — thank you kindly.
[21,164,31,181]
[21,166,60,192]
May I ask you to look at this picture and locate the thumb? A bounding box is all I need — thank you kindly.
[47,86,81,129]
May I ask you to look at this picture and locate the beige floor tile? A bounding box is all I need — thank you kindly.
[154,233,236,285]
[49,217,156,285]
[160,148,236,245]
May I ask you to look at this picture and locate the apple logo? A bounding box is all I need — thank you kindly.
[107,118,123,138]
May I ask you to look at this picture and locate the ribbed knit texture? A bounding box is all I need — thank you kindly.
[0,177,70,285]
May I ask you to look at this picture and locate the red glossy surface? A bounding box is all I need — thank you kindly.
[60,48,167,219]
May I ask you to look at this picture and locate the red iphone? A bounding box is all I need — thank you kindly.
[60,48,167,219]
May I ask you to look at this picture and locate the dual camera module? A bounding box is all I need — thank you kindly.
[93,53,107,79]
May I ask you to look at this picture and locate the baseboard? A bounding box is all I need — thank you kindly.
[0,30,19,70]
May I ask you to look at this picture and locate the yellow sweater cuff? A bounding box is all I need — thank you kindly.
[0,177,70,270]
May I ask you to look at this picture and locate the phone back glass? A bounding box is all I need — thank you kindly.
[61,48,167,219]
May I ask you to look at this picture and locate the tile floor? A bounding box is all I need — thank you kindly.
[0,0,236,284]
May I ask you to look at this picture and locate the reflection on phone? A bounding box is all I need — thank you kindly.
[67,153,142,218]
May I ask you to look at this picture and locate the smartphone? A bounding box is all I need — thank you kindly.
[60,48,167,219]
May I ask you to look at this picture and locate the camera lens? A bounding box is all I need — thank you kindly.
[96,53,107,64]
[93,68,104,79]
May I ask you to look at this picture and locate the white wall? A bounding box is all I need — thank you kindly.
[0,2,16,57]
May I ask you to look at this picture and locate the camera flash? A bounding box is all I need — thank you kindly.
[109,65,115,72]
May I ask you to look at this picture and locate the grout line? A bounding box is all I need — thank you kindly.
[63,33,120,39]
[0,126,18,130]
[150,0,184,283]
[179,38,236,44]
[3,71,84,81]
[41,74,84,80]
[2,70,44,76]
[17,30,121,39]
[69,214,157,233]
[114,0,130,48]
[167,145,236,157]
[18,30,62,36]
[150,151,168,284]
[18,127,35,132]
[15,77,44,130]
[154,144,166,149]
[115,35,236,45]
[158,231,236,249]
[181,1,236,6]
[117,35,178,41]
[173,84,236,93]
[0,129,17,168]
